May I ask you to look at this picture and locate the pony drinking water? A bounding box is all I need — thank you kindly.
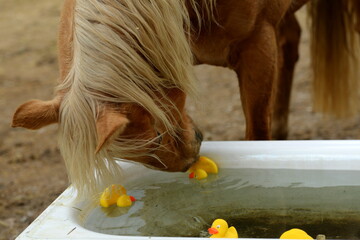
[12,0,360,198]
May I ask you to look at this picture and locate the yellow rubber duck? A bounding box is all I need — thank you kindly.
[208,219,238,238]
[280,228,313,239]
[100,184,136,208]
[188,156,218,180]
[117,194,136,207]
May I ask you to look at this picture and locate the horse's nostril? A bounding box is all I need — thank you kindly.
[195,129,203,142]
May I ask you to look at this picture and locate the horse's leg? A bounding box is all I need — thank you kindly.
[231,22,278,140]
[272,13,301,140]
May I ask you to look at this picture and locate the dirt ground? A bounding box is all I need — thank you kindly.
[1,1,360,239]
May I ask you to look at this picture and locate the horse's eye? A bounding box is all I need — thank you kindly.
[155,131,163,144]
[149,130,163,153]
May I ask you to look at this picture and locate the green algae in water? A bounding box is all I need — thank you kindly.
[83,168,360,238]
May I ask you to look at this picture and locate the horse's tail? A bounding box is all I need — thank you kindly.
[308,0,360,117]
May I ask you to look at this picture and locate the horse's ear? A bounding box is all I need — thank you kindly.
[95,110,129,153]
[12,99,60,130]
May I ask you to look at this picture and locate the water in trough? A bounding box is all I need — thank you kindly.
[83,168,360,238]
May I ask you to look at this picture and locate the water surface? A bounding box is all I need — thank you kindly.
[83,168,360,238]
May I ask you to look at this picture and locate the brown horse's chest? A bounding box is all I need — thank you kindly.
[191,0,293,67]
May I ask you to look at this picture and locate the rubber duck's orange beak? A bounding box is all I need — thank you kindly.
[129,196,136,202]
[189,172,195,179]
[208,227,219,235]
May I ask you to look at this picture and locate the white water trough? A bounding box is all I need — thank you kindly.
[16,141,360,239]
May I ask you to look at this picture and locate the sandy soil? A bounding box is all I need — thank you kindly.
[1,1,360,239]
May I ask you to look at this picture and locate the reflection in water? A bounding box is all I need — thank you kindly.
[83,169,360,238]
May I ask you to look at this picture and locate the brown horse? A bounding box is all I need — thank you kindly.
[11,0,360,198]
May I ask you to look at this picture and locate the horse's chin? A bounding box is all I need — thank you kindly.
[181,156,200,172]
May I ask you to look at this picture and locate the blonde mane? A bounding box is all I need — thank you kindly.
[57,0,215,199]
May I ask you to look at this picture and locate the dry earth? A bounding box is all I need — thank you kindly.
[1,1,360,240]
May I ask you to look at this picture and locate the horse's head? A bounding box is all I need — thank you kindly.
[12,90,202,172]
[12,87,202,197]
